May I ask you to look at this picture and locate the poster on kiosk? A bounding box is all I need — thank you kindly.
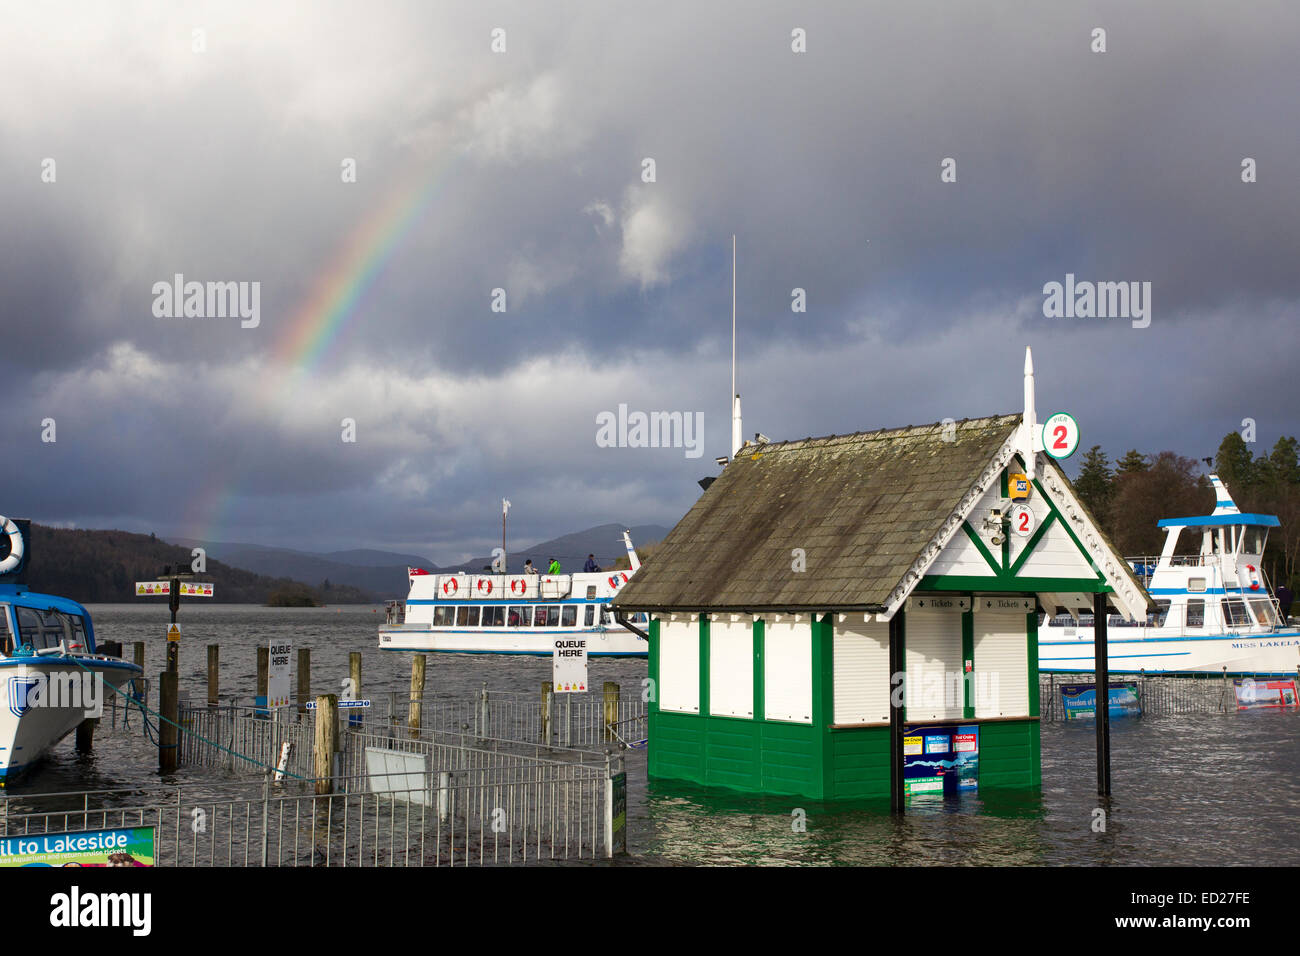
[903,725,980,796]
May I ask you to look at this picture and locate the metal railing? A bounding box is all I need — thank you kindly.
[1040,671,1237,720]
[0,754,626,865]
[177,703,315,778]
[378,686,647,749]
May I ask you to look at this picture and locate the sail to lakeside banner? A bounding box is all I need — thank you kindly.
[0,827,155,867]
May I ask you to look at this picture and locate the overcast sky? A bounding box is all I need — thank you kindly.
[2,1,1298,564]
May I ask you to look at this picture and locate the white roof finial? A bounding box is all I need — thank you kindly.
[1023,346,1038,480]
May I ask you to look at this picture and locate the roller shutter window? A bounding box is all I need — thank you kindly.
[658,615,700,714]
[904,609,964,721]
[708,617,754,718]
[763,618,812,723]
[973,609,1030,718]
[833,618,890,723]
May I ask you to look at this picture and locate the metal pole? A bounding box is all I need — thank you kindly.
[888,610,905,813]
[1093,593,1111,797]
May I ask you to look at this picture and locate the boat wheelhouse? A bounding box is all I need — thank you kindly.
[1038,475,1299,676]
[0,516,143,782]
[378,531,649,656]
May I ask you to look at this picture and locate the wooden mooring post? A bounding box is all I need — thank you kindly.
[603,681,619,740]
[256,646,269,711]
[313,694,339,795]
[75,718,96,753]
[159,670,178,773]
[207,645,219,708]
[296,648,311,716]
[408,655,426,737]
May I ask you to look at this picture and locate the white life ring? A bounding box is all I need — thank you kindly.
[1245,565,1261,591]
[476,578,493,595]
[0,516,23,574]
[442,578,458,596]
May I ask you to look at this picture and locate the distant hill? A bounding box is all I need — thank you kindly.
[168,523,671,597]
[458,524,670,574]
[22,526,375,605]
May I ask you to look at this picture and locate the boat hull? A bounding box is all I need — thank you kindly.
[379,626,647,657]
[1038,628,1300,676]
[0,657,143,781]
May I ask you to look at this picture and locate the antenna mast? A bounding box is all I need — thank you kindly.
[730,235,742,458]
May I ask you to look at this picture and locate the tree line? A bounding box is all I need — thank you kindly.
[1072,432,1300,590]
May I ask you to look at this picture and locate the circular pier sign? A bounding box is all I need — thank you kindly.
[1009,504,1036,537]
[1041,412,1079,460]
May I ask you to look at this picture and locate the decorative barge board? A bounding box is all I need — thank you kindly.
[616,361,1150,804]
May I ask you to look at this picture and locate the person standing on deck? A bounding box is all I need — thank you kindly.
[524,559,538,575]
[584,554,600,573]
[547,557,561,574]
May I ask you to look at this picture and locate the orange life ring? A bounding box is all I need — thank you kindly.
[477,578,493,595]
[1246,565,1261,591]
[442,578,458,596]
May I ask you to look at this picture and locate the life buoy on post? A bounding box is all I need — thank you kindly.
[477,578,493,595]
[442,578,458,596]
[0,516,24,575]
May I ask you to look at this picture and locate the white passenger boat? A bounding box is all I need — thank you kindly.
[378,531,649,656]
[1038,476,1300,676]
[0,516,143,783]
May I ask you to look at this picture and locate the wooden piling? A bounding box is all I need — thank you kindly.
[349,651,362,700]
[133,641,145,673]
[313,694,339,794]
[603,681,619,741]
[408,655,426,737]
[296,648,311,716]
[159,670,178,773]
[75,717,96,753]
[207,645,219,708]
[541,681,553,745]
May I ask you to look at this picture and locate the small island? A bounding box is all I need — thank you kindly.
[265,586,321,607]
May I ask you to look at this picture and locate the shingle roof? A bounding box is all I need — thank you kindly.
[614,414,1022,612]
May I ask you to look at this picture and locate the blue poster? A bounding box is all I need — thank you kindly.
[1060,682,1141,719]
[903,725,979,795]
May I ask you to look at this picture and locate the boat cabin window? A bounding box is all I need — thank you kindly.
[1221,599,1250,627]
[456,606,479,627]
[1187,578,1207,593]
[482,606,504,627]
[1243,528,1266,553]
[433,606,454,627]
[586,586,597,599]
[561,605,577,627]
[17,607,78,651]
[534,605,560,627]
[601,605,615,625]
[585,605,595,626]
[1249,598,1279,626]
[1185,599,1205,628]
[1149,600,1171,627]
[0,605,12,655]
[507,606,530,627]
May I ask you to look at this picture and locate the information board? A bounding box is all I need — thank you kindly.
[1060,682,1141,719]
[903,724,979,795]
[0,826,155,867]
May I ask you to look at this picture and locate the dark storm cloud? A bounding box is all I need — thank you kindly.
[1,1,1297,555]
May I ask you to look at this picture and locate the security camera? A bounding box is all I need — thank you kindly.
[754,433,771,444]
[715,456,729,467]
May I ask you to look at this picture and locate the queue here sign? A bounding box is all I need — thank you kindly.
[553,638,588,693]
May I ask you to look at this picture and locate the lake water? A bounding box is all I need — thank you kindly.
[11,604,1300,865]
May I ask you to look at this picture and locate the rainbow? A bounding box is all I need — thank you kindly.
[184,151,461,541]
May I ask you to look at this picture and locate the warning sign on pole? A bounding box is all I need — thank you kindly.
[552,638,588,693]
[268,641,292,707]
[166,623,181,643]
